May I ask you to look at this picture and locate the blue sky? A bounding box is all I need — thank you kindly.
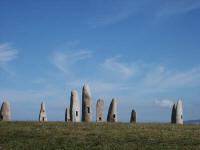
[0,0,200,122]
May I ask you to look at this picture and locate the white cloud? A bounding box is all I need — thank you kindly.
[52,52,68,73]
[72,50,93,62]
[162,67,200,88]
[102,56,138,80]
[87,0,144,27]
[141,65,200,93]
[157,0,200,17]
[0,43,18,65]
[87,0,200,27]
[154,98,174,108]
[65,55,200,95]
[50,47,200,97]
[52,50,93,74]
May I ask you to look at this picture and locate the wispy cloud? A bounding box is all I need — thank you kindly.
[87,0,200,27]
[100,56,200,95]
[87,0,145,27]
[52,51,68,73]
[141,65,200,93]
[52,42,93,74]
[0,43,18,66]
[61,54,200,95]
[102,56,138,80]
[154,98,174,108]
[156,0,200,17]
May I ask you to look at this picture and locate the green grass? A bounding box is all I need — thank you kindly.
[0,122,200,150]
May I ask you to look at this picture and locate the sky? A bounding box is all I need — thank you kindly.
[0,0,200,122]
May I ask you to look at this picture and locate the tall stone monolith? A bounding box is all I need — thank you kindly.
[176,100,183,124]
[130,109,137,123]
[0,101,11,121]
[70,90,80,122]
[96,99,104,122]
[39,102,47,122]
[65,108,70,122]
[82,84,92,122]
[171,103,177,124]
[107,98,117,122]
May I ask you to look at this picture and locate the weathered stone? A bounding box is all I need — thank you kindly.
[107,98,117,122]
[96,99,104,122]
[0,101,11,121]
[82,84,92,122]
[65,108,70,122]
[171,103,177,124]
[70,90,80,122]
[39,102,47,122]
[130,109,137,123]
[176,100,183,124]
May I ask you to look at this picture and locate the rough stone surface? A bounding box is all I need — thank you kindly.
[176,100,183,124]
[0,101,11,121]
[130,109,137,123]
[107,98,117,122]
[65,108,70,122]
[171,104,177,124]
[70,90,80,122]
[82,84,92,122]
[39,102,48,122]
[96,99,104,122]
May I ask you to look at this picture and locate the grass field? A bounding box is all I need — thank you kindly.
[0,122,200,150]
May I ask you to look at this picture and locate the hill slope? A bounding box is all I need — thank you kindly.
[0,122,200,150]
[184,119,200,124]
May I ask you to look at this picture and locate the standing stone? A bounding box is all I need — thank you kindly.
[70,90,80,122]
[171,104,177,124]
[82,84,92,122]
[96,99,104,122]
[107,98,118,122]
[0,101,11,121]
[65,108,70,122]
[176,100,183,124]
[39,102,47,122]
[130,109,137,123]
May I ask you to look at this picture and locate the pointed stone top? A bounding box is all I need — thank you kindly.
[2,101,9,105]
[177,100,182,104]
[97,98,104,102]
[41,102,46,110]
[71,90,78,95]
[83,83,89,87]
[1,101,10,111]
[112,97,117,102]
[72,90,77,93]
[71,90,79,99]
[83,84,90,90]
[97,98,104,106]
[132,109,136,112]
[177,100,183,108]
[173,103,177,108]
[82,84,91,97]
[1,101,10,108]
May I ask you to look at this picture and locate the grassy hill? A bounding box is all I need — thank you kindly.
[0,122,200,150]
